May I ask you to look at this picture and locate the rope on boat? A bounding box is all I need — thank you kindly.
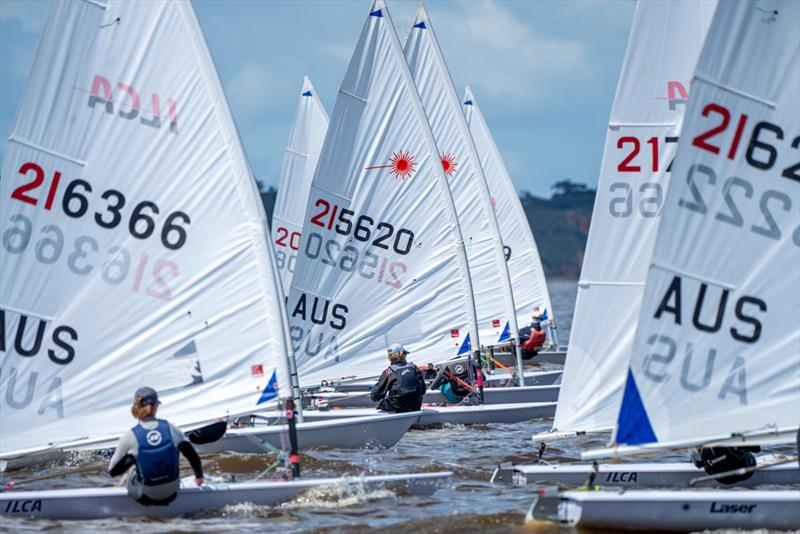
[1,463,102,491]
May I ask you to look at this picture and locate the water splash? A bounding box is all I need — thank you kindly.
[281,479,396,509]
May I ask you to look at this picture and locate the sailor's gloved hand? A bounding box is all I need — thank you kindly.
[194,477,205,486]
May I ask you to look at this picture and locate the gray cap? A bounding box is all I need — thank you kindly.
[387,343,408,354]
[135,386,161,406]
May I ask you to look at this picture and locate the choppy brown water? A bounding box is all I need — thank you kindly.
[0,281,793,533]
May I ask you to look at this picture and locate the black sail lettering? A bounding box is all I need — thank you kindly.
[330,304,348,330]
[654,276,682,324]
[291,293,308,321]
[310,297,329,326]
[0,309,5,352]
[731,296,766,343]
[48,325,78,365]
[692,283,728,333]
[14,315,46,357]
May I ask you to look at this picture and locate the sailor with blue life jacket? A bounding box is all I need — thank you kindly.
[428,362,475,404]
[108,387,205,506]
[370,343,426,413]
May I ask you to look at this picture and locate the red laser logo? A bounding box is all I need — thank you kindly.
[441,153,457,177]
[365,150,417,180]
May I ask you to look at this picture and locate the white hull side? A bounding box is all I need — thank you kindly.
[493,461,800,488]
[527,489,800,531]
[296,402,556,426]
[308,385,560,409]
[415,402,555,426]
[0,472,452,520]
[195,412,416,454]
[306,369,562,392]
[486,370,562,387]
[492,350,566,367]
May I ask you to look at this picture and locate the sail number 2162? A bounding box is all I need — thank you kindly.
[690,103,800,182]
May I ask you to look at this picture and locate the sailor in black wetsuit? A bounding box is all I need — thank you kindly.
[371,344,426,413]
[690,446,761,485]
[108,387,205,505]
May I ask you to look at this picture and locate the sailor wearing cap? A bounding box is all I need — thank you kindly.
[108,387,205,506]
[370,343,426,412]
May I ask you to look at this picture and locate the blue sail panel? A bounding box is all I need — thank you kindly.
[457,333,472,355]
[256,371,279,405]
[498,322,510,342]
[616,370,657,445]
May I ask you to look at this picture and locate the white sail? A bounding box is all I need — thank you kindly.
[612,0,800,448]
[404,5,520,351]
[286,0,480,386]
[0,0,291,455]
[272,77,329,291]
[462,87,554,337]
[552,0,717,435]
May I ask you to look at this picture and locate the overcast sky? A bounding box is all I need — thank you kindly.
[0,0,634,197]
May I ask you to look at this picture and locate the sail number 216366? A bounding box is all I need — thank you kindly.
[9,161,191,251]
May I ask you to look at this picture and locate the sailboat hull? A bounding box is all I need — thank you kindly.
[0,472,452,520]
[308,385,560,409]
[493,460,800,488]
[489,349,566,367]
[306,369,562,392]
[298,402,556,426]
[527,489,800,531]
[194,412,417,454]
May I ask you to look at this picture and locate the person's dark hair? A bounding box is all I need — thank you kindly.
[388,351,406,364]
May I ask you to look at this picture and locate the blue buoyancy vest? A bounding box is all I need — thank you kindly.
[132,419,179,486]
